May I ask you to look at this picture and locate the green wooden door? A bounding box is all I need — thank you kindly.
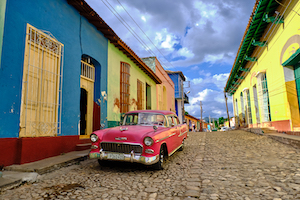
[294,64,300,109]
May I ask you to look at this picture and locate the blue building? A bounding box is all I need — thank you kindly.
[0,0,112,166]
[166,70,189,123]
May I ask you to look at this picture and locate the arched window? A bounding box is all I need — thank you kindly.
[244,89,252,124]
[240,92,244,116]
[257,72,271,122]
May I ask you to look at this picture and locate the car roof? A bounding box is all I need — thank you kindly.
[126,110,175,115]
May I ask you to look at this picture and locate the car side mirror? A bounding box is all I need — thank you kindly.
[153,125,158,131]
[100,124,105,129]
[171,123,175,127]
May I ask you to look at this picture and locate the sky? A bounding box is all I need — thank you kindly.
[86,0,256,119]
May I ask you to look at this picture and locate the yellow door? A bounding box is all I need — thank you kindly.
[80,61,95,139]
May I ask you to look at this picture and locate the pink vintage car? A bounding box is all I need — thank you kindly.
[89,110,188,169]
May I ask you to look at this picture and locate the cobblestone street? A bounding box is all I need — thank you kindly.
[1,130,300,200]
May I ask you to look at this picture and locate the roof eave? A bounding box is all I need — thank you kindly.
[68,0,162,84]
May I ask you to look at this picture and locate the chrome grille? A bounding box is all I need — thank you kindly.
[101,142,143,154]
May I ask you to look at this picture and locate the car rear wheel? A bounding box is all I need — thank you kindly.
[178,139,185,151]
[153,146,166,170]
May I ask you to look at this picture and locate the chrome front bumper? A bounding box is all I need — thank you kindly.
[89,149,159,165]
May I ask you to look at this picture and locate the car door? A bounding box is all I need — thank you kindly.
[166,115,178,152]
[172,115,183,148]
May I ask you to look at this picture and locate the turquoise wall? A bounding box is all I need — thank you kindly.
[0,0,108,138]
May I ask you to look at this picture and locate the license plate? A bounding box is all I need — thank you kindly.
[107,153,125,160]
[89,153,100,159]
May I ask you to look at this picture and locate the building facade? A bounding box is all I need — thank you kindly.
[185,114,200,132]
[142,57,175,112]
[225,0,300,133]
[0,0,111,166]
[166,70,189,123]
[107,45,161,128]
[0,0,161,166]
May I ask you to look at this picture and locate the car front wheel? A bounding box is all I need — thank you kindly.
[153,146,166,170]
[98,159,109,167]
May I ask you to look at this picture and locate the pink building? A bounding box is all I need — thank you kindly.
[142,57,175,112]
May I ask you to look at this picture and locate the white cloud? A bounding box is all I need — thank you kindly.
[177,47,194,58]
[191,66,199,70]
[191,78,203,85]
[213,73,229,89]
[161,35,175,49]
[189,89,213,105]
[141,16,146,22]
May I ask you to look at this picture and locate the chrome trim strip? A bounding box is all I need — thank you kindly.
[101,141,143,147]
[169,144,183,156]
[89,150,159,165]
[155,132,177,143]
[179,130,188,137]
[155,135,170,143]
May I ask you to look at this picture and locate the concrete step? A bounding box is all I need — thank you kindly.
[75,143,91,151]
[75,139,91,151]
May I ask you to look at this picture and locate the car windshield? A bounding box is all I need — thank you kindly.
[123,113,167,126]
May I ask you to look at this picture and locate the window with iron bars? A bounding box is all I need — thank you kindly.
[137,79,144,110]
[120,62,130,113]
[261,73,271,122]
[20,24,63,137]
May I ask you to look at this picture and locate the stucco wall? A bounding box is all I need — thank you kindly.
[107,42,157,127]
[154,58,175,112]
[0,0,108,138]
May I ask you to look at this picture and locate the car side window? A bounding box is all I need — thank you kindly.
[173,116,179,126]
[167,116,173,127]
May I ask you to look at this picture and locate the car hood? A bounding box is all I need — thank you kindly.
[101,125,157,143]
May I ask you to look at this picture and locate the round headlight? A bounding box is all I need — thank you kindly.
[144,137,154,146]
[90,134,99,143]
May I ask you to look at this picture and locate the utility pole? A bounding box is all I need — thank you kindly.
[224,91,231,128]
[181,79,184,123]
[200,101,203,132]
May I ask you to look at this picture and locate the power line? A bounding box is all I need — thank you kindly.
[101,0,157,59]
[116,0,174,69]
[101,0,173,69]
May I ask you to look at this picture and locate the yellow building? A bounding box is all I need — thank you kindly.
[225,0,300,133]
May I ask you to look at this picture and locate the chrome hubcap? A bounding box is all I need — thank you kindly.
[160,149,164,165]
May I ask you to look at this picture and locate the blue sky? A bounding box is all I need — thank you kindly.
[86,0,256,119]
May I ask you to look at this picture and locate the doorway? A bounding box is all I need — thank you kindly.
[80,60,95,138]
[146,83,151,110]
[294,64,300,109]
[80,88,87,135]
